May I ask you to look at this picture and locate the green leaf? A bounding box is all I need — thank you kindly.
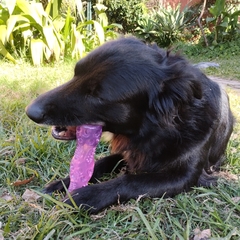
[43,26,55,50]
[6,15,29,40]
[63,7,74,41]
[53,39,61,61]
[71,23,85,59]
[44,46,52,61]
[75,0,85,22]
[32,2,46,21]
[98,12,108,27]
[93,20,104,44]
[52,0,59,19]
[43,26,62,61]
[21,14,43,33]
[0,40,16,63]
[0,25,7,44]
[13,21,30,32]
[105,23,122,30]
[206,17,216,23]
[16,0,31,15]
[53,16,65,32]
[45,0,52,16]
[21,28,32,46]
[16,1,43,25]
[219,21,228,28]
[30,38,43,65]
[5,0,16,15]
[209,0,226,17]
[6,15,18,40]
[134,207,158,240]
[0,8,10,24]
[231,10,240,18]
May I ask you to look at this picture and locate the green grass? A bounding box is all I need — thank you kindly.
[0,42,240,239]
[175,37,240,80]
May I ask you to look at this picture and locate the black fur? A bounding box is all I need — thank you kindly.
[26,38,234,214]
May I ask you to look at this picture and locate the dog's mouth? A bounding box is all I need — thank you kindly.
[52,125,103,192]
[51,126,77,140]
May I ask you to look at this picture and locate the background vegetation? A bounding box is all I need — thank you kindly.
[0,0,240,239]
[0,0,239,64]
[0,0,122,65]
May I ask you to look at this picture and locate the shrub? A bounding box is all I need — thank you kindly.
[0,0,63,64]
[135,4,196,47]
[0,0,121,65]
[64,0,121,59]
[104,0,147,33]
[175,35,240,59]
[206,0,240,44]
[135,15,159,43]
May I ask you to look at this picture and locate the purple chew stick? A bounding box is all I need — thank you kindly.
[68,125,102,192]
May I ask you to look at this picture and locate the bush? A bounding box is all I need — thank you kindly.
[206,0,240,44]
[0,0,121,65]
[135,4,196,47]
[0,0,63,65]
[104,0,147,33]
[175,35,240,59]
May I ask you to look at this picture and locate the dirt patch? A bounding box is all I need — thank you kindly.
[210,76,240,94]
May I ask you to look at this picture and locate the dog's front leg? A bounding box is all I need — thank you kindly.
[43,154,124,194]
[90,154,125,183]
[63,169,200,214]
[43,176,70,194]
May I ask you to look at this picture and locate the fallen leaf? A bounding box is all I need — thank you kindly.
[0,147,14,156]
[232,196,240,203]
[15,158,27,165]
[12,175,35,186]
[22,189,41,202]
[0,193,13,202]
[193,228,211,240]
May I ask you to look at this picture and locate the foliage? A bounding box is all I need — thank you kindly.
[0,0,121,65]
[0,0,64,65]
[124,0,239,47]
[135,15,159,43]
[174,37,240,79]
[176,35,240,58]
[104,0,147,33]
[135,4,196,47]
[60,0,121,60]
[206,0,240,44]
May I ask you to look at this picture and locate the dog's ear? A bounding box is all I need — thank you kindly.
[189,79,202,99]
[148,78,202,125]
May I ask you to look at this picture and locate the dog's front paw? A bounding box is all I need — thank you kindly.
[62,184,115,214]
[62,187,99,214]
[43,177,70,194]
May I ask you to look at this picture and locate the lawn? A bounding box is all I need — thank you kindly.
[0,42,240,239]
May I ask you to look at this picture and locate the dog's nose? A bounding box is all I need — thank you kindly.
[25,103,45,124]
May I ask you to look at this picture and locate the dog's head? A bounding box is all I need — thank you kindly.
[26,37,202,139]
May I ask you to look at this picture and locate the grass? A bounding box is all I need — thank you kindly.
[175,37,240,80]
[0,41,240,239]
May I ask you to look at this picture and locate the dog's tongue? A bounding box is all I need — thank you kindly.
[68,125,102,192]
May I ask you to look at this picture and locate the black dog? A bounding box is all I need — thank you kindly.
[26,37,233,214]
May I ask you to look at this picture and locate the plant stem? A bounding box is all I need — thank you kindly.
[197,0,208,47]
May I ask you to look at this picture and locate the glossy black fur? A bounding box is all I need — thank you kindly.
[26,38,234,214]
